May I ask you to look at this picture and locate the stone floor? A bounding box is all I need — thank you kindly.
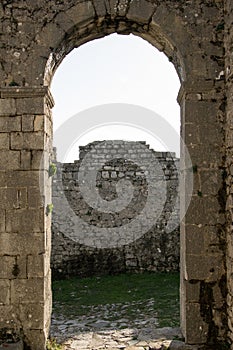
[50,299,196,350]
[50,325,193,349]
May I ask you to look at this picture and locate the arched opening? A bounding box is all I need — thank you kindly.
[49,33,182,347]
[51,33,180,161]
[0,2,227,349]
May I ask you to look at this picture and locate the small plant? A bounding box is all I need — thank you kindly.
[197,190,203,197]
[12,263,20,277]
[48,163,57,177]
[46,203,54,216]
[216,21,224,32]
[192,165,198,173]
[9,80,19,86]
[47,338,63,350]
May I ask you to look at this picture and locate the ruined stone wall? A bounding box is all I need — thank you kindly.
[0,0,230,348]
[51,141,180,279]
[225,0,233,347]
[0,88,53,349]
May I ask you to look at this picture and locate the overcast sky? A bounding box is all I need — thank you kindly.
[51,33,180,162]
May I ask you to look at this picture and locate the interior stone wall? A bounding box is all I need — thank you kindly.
[51,141,180,279]
[225,0,233,347]
[0,1,230,349]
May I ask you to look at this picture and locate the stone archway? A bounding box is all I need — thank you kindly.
[0,1,229,349]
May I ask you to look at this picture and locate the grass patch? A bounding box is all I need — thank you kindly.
[47,338,64,350]
[52,272,179,328]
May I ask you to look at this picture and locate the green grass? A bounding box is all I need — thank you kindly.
[52,272,180,328]
[47,338,64,350]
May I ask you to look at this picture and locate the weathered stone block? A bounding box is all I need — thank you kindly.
[45,116,52,137]
[27,187,43,208]
[16,256,27,279]
[16,98,45,115]
[65,2,95,25]
[36,22,65,50]
[92,0,108,17]
[0,98,16,116]
[0,210,5,232]
[0,188,6,209]
[184,100,219,125]
[185,196,222,226]
[184,123,200,145]
[6,170,41,187]
[186,52,209,78]
[199,122,223,146]
[0,232,45,255]
[20,150,31,169]
[127,1,155,23]
[19,303,45,329]
[11,131,45,150]
[6,187,27,209]
[187,143,223,169]
[0,150,20,170]
[199,170,222,196]
[54,11,77,33]
[27,253,50,278]
[0,133,9,150]
[31,150,46,170]
[184,223,223,256]
[185,303,208,344]
[0,305,19,326]
[184,225,205,255]
[22,115,34,131]
[184,280,200,302]
[11,277,45,304]
[6,208,44,233]
[0,255,16,279]
[34,115,44,131]
[0,280,10,305]
[186,253,224,282]
[0,116,21,132]
[152,5,197,56]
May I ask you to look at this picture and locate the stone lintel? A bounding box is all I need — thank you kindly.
[0,86,54,109]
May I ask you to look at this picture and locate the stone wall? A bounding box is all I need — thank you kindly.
[0,0,230,348]
[51,141,180,279]
[0,88,53,349]
[225,0,233,345]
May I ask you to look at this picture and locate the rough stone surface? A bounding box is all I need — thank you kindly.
[51,315,201,350]
[0,1,231,349]
[51,141,180,278]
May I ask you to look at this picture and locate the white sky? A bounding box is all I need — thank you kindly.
[51,33,181,162]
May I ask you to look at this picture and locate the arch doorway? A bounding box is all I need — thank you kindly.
[0,2,227,349]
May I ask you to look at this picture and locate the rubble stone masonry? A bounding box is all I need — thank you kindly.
[0,0,232,349]
[51,142,180,279]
